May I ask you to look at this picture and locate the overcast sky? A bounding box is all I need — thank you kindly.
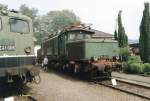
[0,0,150,40]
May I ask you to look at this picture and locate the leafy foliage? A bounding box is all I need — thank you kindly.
[0,3,8,10]
[34,10,80,44]
[117,10,128,47]
[127,56,141,63]
[36,10,80,34]
[19,5,80,45]
[124,56,143,74]
[139,3,150,63]
[127,63,143,74]
[19,4,40,44]
[114,30,118,40]
[20,4,38,21]
[143,63,150,72]
[124,55,150,74]
[119,47,130,61]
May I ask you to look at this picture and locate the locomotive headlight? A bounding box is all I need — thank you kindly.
[24,46,31,54]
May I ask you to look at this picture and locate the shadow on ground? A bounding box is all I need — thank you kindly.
[0,82,31,98]
[45,68,91,82]
[45,68,111,85]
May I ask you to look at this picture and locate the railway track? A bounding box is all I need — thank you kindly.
[92,78,150,100]
[1,95,37,101]
[17,95,37,101]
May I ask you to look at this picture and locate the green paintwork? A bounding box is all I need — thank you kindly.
[0,39,15,45]
[44,35,58,55]
[85,41,118,59]
[0,9,35,79]
[67,41,85,60]
[42,28,118,61]
[0,10,34,56]
[67,39,118,60]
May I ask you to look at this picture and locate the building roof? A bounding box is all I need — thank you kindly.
[91,29,113,38]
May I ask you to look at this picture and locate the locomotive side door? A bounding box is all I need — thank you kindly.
[58,33,68,58]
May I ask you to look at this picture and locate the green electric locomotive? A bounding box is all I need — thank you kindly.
[40,24,119,78]
[0,8,37,83]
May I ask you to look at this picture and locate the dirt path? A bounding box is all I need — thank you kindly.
[28,70,149,101]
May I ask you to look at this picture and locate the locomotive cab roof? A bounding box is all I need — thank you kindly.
[0,8,32,21]
[42,23,116,43]
[60,25,95,35]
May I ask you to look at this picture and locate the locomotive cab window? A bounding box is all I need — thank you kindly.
[85,34,91,39]
[68,34,76,40]
[9,18,29,33]
[77,34,84,40]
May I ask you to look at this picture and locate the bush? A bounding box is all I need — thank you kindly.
[143,63,150,73]
[119,47,130,61]
[122,62,128,71]
[127,63,143,74]
[125,56,143,74]
[119,47,130,56]
[124,56,150,74]
[127,56,141,64]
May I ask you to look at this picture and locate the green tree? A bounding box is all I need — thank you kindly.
[19,5,42,44]
[114,30,118,40]
[0,3,8,10]
[19,4,38,30]
[19,4,38,21]
[34,10,80,44]
[139,3,150,63]
[117,10,128,47]
[19,6,80,45]
[41,10,80,34]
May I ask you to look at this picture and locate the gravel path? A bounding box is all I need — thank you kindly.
[28,70,149,101]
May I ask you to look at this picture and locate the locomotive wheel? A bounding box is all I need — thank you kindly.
[21,75,27,84]
[88,70,96,80]
[108,71,112,77]
[33,75,41,84]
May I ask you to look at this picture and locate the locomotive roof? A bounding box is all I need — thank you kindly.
[61,27,95,34]
[62,28,113,38]
[43,24,114,42]
[43,27,95,41]
[9,12,31,20]
[0,9,32,21]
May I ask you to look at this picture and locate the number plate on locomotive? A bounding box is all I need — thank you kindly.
[0,45,15,51]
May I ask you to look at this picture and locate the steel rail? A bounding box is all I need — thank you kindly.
[92,79,150,100]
